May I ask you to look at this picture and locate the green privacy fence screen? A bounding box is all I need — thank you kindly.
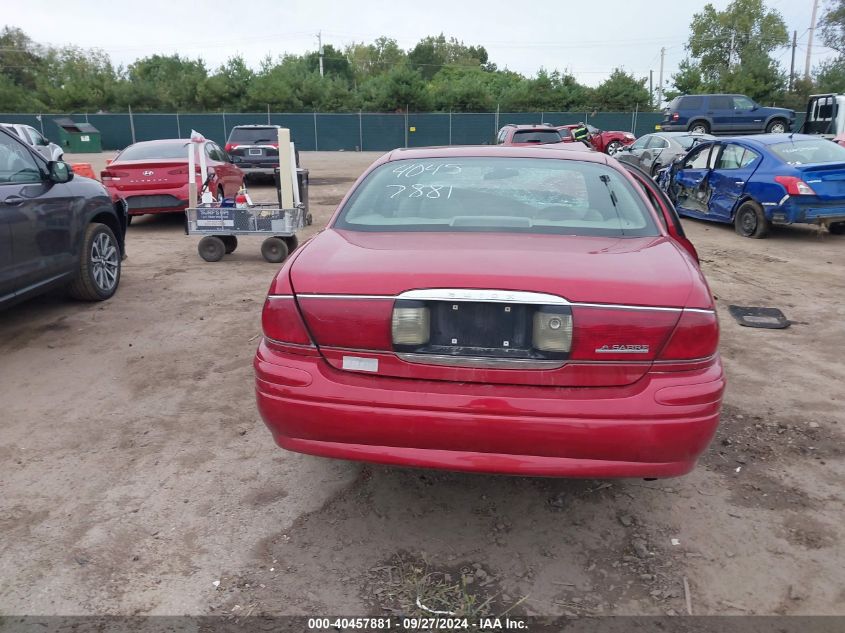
[1,111,808,152]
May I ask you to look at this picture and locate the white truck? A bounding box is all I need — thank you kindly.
[802,94,845,138]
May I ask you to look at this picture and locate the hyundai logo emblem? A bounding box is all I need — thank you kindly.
[142,170,154,176]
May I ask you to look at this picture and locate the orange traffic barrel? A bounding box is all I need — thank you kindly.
[71,163,97,180]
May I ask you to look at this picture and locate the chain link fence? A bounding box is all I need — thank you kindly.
[0,110,807,152]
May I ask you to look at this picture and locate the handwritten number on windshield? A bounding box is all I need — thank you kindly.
[386,184,453,199]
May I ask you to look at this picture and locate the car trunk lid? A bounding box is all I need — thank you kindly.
[793,163,845,200]
[282,230,710,387]
[102,160,197,193]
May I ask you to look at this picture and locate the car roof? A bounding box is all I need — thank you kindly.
[386,144,605,163]
[124,139,196,146]
[655,131,713,138]
[715,133,812,147]
[504,124,557,130]
[679,93,740,98]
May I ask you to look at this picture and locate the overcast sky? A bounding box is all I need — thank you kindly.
[2,0,833,87]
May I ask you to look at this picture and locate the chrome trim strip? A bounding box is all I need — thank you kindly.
[398,288,570,305]
[295,294,394,300]
[283,292,715,314]
[652,354,718,365]
[264,336,314,349]
[397,352,564,370]
[572,302,682,312]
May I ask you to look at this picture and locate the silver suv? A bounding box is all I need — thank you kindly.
[0,123,64,162]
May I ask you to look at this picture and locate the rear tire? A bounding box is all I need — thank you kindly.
[261,237,289,263]
[689,120,710,134]
[126,215,133,226]
[217,186,225,202]
[606,140,623,155]
[766,119,787,134]
[198,236,226,262]
[734,201,770,238]
[68,223,121,301]
[650,162,662,178]
[222,235,238,254]
[829,222,845,235]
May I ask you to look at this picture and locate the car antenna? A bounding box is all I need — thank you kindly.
[599,174,625,236]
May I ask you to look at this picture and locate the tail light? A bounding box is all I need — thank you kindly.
[532,308,573,352]
[570,307,679,361]
[392,304,430,345]
[657,309,719,361]
[225,143,234,152]
[299,297,393,350]
[261,272,317,355]
[100,169,128,181]
[167,166,204,175]
[671,112,679,121]
[775,176,815,196]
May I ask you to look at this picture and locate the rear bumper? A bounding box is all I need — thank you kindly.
[106,185,189,216]
[254,342,725,478]
[771,198,845,225]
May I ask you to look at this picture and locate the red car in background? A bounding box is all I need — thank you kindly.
[254,144,723,478]
[558,124,636,155]
[101,139,244,222]
[496,124,567,146]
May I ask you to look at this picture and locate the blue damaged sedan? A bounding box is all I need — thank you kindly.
[662,134,845,238]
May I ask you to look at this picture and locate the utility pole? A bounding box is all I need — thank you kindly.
[806,0,820,80]
[789,30,797,91]
[656,47,665,108]
[649,70,654,108]
[729,29,735,68]
[317,31,324,78]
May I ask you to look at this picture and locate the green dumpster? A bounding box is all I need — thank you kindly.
[53,117,102,153]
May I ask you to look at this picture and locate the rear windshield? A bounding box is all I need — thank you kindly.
[334,157,659,237]
[512,130,562,143]
[228,127,279,143]
[678,135,707,149]
[770,139,845,165]
[118,142,193,160]
[558,127,572,139]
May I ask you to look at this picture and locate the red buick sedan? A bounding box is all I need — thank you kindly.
[254,145,724,478]
[101,139,243,222]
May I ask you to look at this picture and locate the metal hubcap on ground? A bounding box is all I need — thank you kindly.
[91,233,118,292]
[741,210,757,234]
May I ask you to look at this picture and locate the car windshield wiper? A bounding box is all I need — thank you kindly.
[599,174,626,236]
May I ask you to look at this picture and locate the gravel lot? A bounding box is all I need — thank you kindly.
[0,150,843,617]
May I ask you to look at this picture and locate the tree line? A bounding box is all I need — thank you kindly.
[0,0,839,115]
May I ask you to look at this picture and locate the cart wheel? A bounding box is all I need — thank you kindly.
[222,235,238,254]
[261,237,289,263]
[284,235,299,252]
[198,236,226,262]
[306,213,313,226]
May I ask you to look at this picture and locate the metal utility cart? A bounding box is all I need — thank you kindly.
[185,203,305,262]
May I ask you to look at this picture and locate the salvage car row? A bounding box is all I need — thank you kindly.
[1,94,842,480]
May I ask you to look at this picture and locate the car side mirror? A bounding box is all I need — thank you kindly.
[40,137,50,145]
[48,160,73,183]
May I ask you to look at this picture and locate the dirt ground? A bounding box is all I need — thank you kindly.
[0,151,843,618]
